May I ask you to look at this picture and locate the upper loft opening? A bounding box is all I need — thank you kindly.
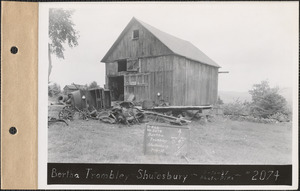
[132,29,139,40]
[118,59,127,72]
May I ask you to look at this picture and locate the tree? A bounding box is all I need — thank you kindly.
[249,80,287,118]
[48,8,79,81]
[88,81,100,89]
[48,83,61,97]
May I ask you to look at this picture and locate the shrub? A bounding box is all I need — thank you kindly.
[269,112,290,122]
[48,83,61,97]
[223,99,250,116]
[88,81,100,89]
[249,81,288,118]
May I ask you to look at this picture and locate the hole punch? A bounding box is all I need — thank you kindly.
[9,127,17,135]
[10,46,18,54]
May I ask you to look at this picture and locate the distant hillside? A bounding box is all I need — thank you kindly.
[219,87,293,105]
[218,91,251,103]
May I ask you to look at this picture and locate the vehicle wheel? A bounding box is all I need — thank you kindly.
[59,109,74,120]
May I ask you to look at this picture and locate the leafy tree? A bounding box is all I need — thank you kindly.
[48,83,61,97]
[48,8,79,81]
[249,80,287,118]
[83,84,89,90]
[88,81,100,89]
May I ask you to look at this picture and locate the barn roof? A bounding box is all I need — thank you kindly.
[101,17,220,68]
[64,85,78,90]
[64,84,85,90]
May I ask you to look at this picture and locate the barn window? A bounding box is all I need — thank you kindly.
[118,59,127,72]
[132,30,139,39]
[127,59,139,71]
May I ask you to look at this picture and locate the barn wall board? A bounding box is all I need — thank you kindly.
[172,56,219,106]
[105,22,172,63]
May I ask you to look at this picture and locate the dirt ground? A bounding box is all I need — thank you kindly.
[48,106,292,164]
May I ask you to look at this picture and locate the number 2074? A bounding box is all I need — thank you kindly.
[252,170,279,181]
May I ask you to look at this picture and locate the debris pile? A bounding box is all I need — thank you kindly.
[57,100,194,126]
[97,103,145,125]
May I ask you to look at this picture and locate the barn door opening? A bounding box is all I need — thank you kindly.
[108,76,124,101]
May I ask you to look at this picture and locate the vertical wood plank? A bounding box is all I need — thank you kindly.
[104,22,172,63]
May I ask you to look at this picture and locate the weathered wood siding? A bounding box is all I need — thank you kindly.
[104,22,172,63]
[124,73,150,101]
[173,56,218,106]
[121,55,174,103]
[140,56,174,104]
[105,62,118,76]
[106,55,218,105]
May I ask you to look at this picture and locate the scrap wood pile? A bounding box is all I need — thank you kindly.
[57,101,192,126]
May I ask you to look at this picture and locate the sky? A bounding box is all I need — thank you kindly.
[46,2,298,92]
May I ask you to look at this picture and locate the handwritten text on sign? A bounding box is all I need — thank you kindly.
[144,124,190,156]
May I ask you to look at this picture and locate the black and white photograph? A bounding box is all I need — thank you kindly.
[39,1,298,189]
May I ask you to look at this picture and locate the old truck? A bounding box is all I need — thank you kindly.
[58,88,111,120]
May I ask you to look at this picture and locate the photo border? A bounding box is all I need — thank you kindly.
[38,2,299,189]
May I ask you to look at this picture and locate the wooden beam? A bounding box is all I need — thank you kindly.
[148,105,212,111]
[143,111,191,123]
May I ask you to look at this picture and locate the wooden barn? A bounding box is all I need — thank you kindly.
[63,85,79,94]
[101,17,220,106]
[63,84,85,95]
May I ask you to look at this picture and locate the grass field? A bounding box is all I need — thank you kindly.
[48,106,292,164]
